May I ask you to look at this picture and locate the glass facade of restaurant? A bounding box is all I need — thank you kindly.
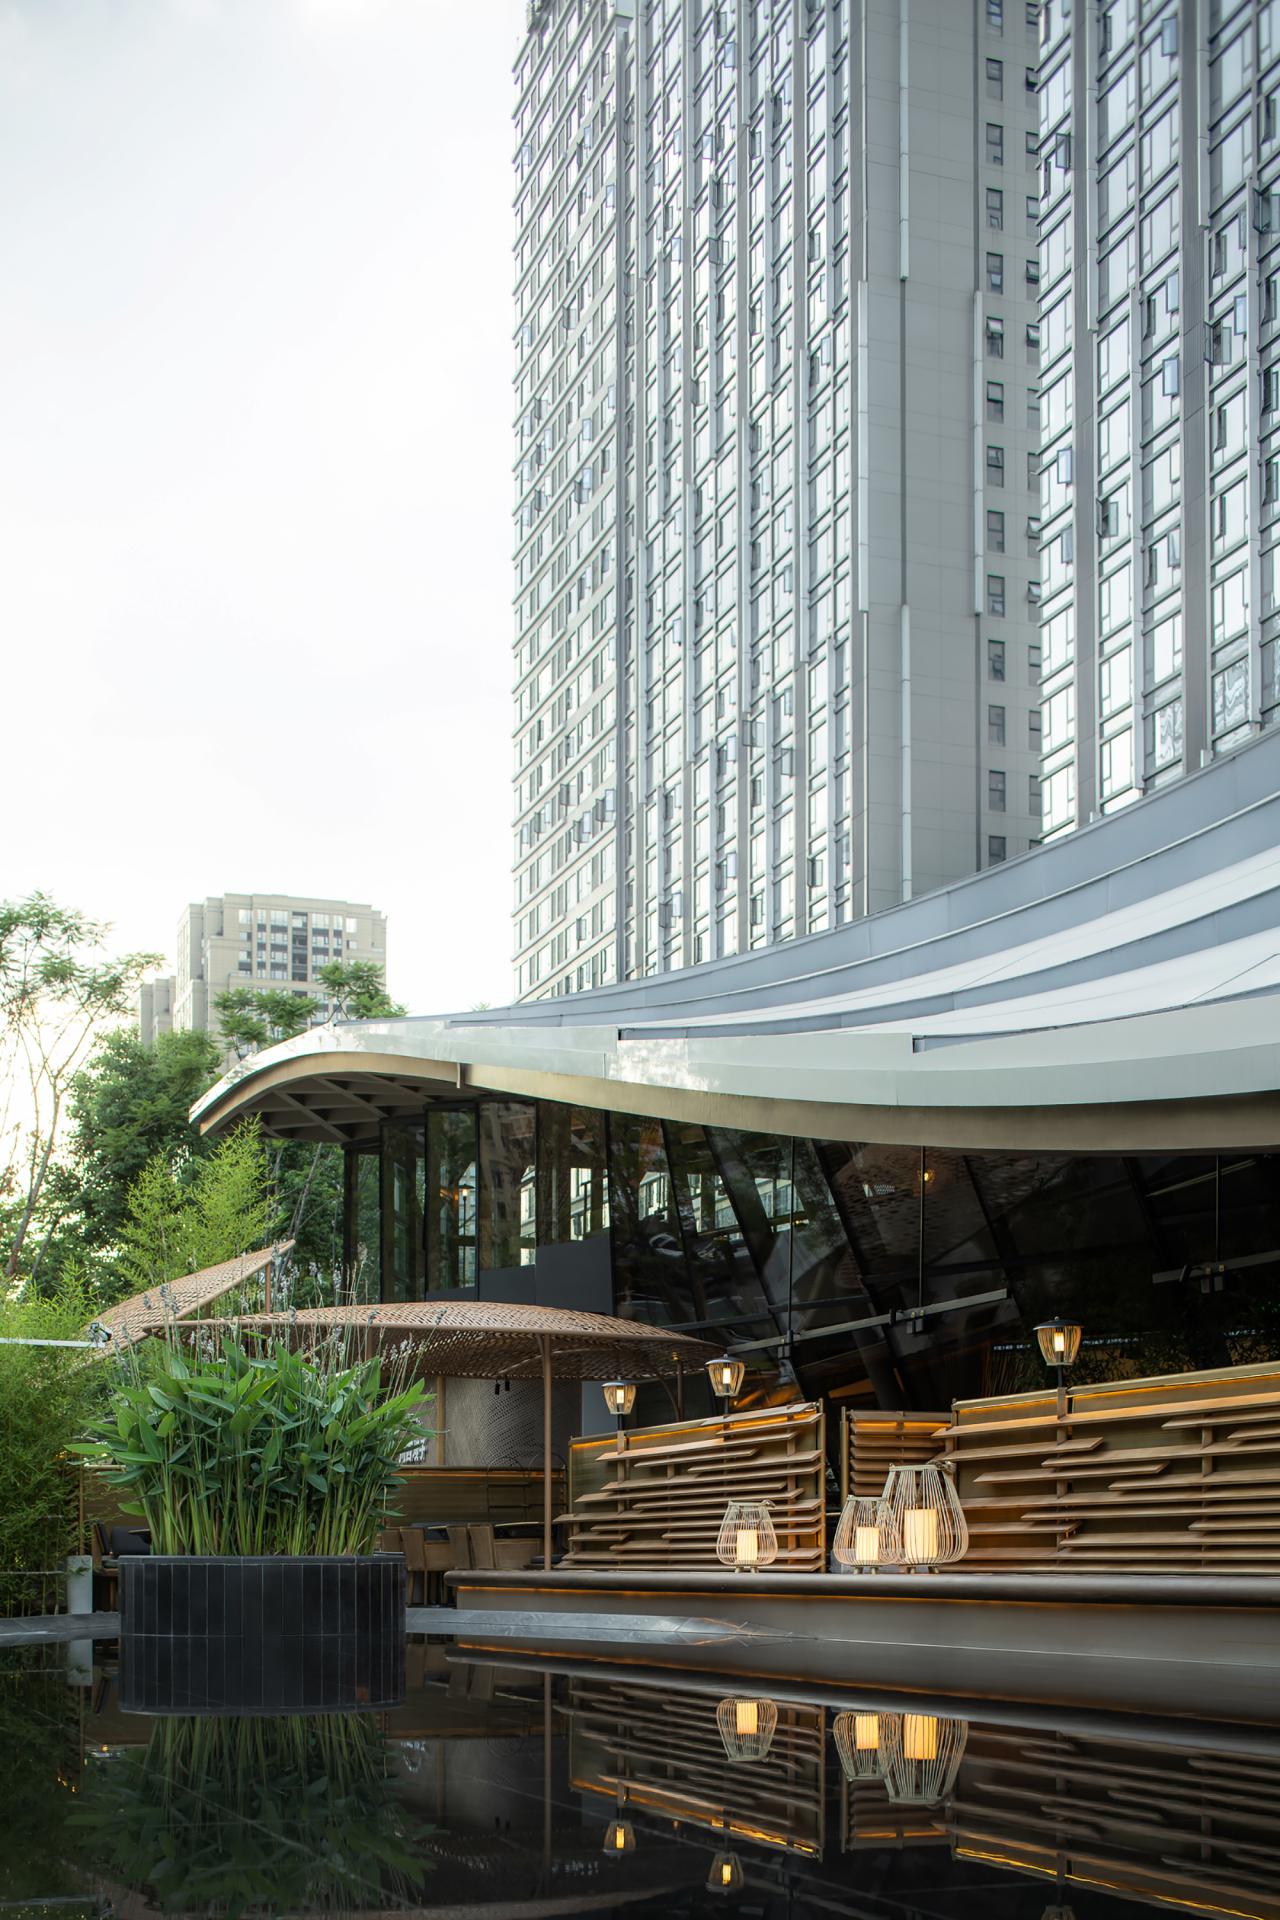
[344,1094,1280,1411]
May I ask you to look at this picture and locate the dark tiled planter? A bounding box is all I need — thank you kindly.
[118,1554,405,1715]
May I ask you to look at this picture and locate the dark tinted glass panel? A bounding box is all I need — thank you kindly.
[380,1121,424,1303]
[478,1100,536,1269]
[607,1115,685,1324]
[346,1148,380,1304]
[663,1119,770,1338]
[538,1103,610,1245]
[426,1108,478,1292]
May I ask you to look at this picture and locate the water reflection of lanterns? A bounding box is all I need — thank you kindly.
[831,1709,887,1781]
[602,1813,635,1852]
[882,1462,968,1569]
[716,1499,778,1572]
[716,1695,778,1762]
[832,1495,900,1572]
[881,1711,967,1805]
[706,1851,745,1893]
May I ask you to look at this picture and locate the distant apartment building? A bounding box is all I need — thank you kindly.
[1035,0,1280,837]
[138,894,388,1047]
[512,0,1043,1001]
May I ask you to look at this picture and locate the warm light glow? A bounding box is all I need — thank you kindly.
[903,1714,939,1762]
[706,1353,746,1399]
[1034,1318,1083,1368]
[603,1819,635,1853]
[719,1862,734,1886]
[903,1506,938,1563]
[854,1523,880,1564]
[855,1712,879,1751]
[706,1852,745,1894]
[832,1492,901,1571]
[735,1699,759,1737]
[601,1380,636,1417]
[716,1695,778,1762]
[716,1499,778,1571]
[736,1528,759,1567]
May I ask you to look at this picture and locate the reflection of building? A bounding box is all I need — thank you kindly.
[195,735,1280,1410]
[1035,0,1280,836]
[139,893,388,1047]
[512,0,1043,1003]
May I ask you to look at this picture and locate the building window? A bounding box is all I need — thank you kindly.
[986,251,1005,292]
[986,186,1005,228]
[987,0,1004,26]
[986,57,1004,99]
[1026,320,1041,358]
[1029,773,1042,814]
[987,122,1005,165]
[988,638,1007,679]
[988,834,1008,861]
[986,315,1005,358]
[988,769,1007,811]
[986,380,1005,421]
[987,508,1006,550]
[987,573,1007,615]
[1025,128,1038,158]
[1025,256,1040,288]
[986,444,1005,485]
[988,703,1007,744]
[1029,642,1042,683]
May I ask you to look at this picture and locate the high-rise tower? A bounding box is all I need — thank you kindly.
[513,0,1043,1001]
[1036,0,1280,838]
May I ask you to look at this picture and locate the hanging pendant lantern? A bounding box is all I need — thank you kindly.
[831,1494,901,1572]
[882,1461,969,1569]
[831,1708,888,1781]
[880,1711,967,1806]
[706,1353,745,1401]
[716,1499,778,1572]
[716,1694,778,1762]
[603,1818,635,1852]
[706,1851,745,1893]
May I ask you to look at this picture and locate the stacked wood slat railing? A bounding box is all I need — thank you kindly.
[840,1410,948,1502]
[561,1402,825,1570]
[565,1680,825,1855]
[943,1359,1280,1571]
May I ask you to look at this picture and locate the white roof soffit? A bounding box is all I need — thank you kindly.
[192,738,1280,1153]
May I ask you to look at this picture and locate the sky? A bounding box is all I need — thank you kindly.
[0,0,528,1015]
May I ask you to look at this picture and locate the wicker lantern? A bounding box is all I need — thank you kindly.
[601,1380,636,1417]
[881,1711,967,1805]
[831,1494,901,1572]
[882,1462,968,1569]
[716,1695,778,1762]
[1034,1318,1082,1367]
[706,1353,745,1401]
[831,1709,887,1781]
[603,1818,635,1852]
[716,1499,778,1572]
[706,1852,745,1893]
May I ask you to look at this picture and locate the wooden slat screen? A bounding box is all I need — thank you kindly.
[561,1402,825,1570]
[840,1410,949,1502]
[566,1680,825,1856]
[391,1466,561,1530]
[943,1359,1280,1571]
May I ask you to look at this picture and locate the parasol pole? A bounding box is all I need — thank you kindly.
[541,1333,553,1570]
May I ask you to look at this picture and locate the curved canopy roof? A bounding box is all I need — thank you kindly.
[226,1299,719,1381]
[193,736,1280,1153]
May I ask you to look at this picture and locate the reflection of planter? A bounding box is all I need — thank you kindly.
[118,1554,404,1715]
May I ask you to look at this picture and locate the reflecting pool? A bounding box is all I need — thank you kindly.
[3,1642,1278,1919]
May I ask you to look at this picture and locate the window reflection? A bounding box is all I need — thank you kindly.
[426,1109,477,1292]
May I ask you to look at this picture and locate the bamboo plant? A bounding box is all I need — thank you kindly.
[78,1319,430,1557]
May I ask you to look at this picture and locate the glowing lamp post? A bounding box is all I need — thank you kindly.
[706,1353,745,1403]
[1034,1316,1082,1417]
[601,1379,636,1422]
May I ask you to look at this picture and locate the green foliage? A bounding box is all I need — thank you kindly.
[316,959,405,1020]
[0,1667,82,1899]
[213,987,316,1058]
[73,1711,431,1916]
[115,1122,271,1294]
[0,1278,106,1600]
[0,893,161,1281]
[52,1027,222,1252]
[80,1323,429,1556]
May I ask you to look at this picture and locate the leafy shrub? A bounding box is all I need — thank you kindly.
[80,1324,428,1556]
[0,1278,105,1605]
